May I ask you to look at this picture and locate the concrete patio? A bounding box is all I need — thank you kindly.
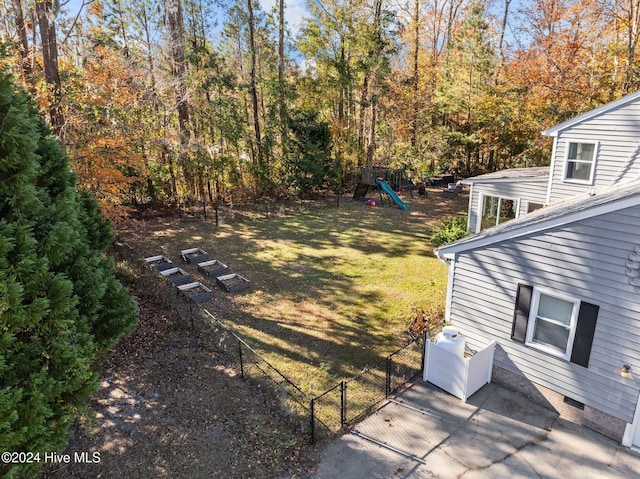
[312,381,640,478]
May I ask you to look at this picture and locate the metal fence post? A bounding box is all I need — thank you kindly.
[340,380,346,427]
[386,355,392,397]
[238,340,244,379]
[310,398,316,445]
[421,330,427,378]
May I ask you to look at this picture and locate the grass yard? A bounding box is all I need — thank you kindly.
[42,189,468,479]
[117,189,468,397]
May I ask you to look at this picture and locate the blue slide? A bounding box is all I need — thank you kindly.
[377,180,410,210]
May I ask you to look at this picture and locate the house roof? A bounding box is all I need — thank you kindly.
[436,180,640,258]
[542,90,640,137]
[461,167,549,185]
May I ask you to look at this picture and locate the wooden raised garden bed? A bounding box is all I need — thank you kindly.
[216,273,250,293]
[181,247,209,264]
[197,259,229,277]
[160,267,192,286]
[144,255,173,272]
[177,282,212,303]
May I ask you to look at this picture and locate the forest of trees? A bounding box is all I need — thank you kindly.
[2,0,640,210]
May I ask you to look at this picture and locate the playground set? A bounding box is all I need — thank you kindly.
[353,166,413,210]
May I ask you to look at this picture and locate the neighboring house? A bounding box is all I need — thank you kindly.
[435,91,640,448]
[464,89,640,233]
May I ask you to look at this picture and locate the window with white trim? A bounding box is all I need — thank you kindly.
[512,284,599,367]
[480,195,518,231]
[525,288,580,360]
[564,141,597,183]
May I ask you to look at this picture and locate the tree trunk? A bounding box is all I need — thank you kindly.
[166,0,191,191]
[411,0,420,148]
[278,0,287,160]
[498,0,512,67]
[247,0,264,182]
[140,2,158,97]
[113,0,130,57]
[358,75,369,152]
[338,41,346,124]
[366,96,377,165]
[624,0,640,93]
[11,0,34,87]
[365,0,384,166]
[35,0,65,141]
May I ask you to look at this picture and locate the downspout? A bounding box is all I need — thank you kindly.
[435,248,456,324]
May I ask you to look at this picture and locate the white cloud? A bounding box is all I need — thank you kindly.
[258,0,309,36]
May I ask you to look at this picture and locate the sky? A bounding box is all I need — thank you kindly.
[259,0,309,35]
[60,0,528,55]
[62,0,311,38]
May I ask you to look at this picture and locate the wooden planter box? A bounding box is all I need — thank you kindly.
[160,267,191,286]
[177,282,212,303]
[144,255,173,272]
[216,273,250,293]
[197,259,229,277]
[423,339,496,402]
[181,248,209,264]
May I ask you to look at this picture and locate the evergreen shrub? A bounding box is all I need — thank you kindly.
[0,63,138,478]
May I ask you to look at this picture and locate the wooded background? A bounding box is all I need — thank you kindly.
[2,0,639,210]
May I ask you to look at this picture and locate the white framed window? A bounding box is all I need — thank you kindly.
[479,195,519,231]
[564,140,597,184]
[525,288,580,360]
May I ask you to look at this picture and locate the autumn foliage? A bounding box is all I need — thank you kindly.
[2,0,640,212]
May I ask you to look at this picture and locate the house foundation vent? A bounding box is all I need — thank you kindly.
[563,396,585,410]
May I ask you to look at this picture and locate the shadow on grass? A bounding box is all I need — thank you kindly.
[116,191,467,395]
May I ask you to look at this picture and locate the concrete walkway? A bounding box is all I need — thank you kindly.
[312,381,640,478]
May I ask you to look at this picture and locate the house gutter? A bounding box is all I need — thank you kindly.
[434,248,453,266]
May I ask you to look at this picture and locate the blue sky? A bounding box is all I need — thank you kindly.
[60,0,527,53]
[260,0,309,34]
[62,0,310,36]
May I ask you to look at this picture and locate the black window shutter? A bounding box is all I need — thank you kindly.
[570,302,599,368]
[512,284,533,343]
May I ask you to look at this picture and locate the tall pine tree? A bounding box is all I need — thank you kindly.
[0,55,138,478]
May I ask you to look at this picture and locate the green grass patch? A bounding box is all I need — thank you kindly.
[120,193,468,396]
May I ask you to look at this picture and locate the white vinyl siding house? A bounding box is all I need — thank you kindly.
[462,90,640,234]
[434,90,640,447]
[544,91,640,203]
[438,186,640,442]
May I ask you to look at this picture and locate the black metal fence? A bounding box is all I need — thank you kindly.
[196,306,312,434]
[310,334,426,444]
[112,238,426,445]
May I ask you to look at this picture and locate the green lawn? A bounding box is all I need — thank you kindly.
[119,191,468,396]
